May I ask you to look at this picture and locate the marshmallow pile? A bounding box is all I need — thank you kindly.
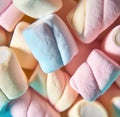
[0,0,120,117]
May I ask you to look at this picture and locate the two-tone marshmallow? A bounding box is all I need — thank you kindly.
[30,66,78,112]
[68,0,120,43]
[1,87,60,117]
[0,89,9,111]
[10,22,38,70]
[23,14,78,73]
[70,49,120,101]
[29,65,47,98]
[0,46,28,100]
[47,70,78,112]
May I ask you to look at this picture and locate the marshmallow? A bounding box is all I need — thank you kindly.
[102,25,120,63]
[30,68,78,112]
[47,70,66,104]
[9,87,60,117]
[70,49,120,101]
[0,89,9,111]
[47,70,78,111]
[30,65,47,98]
[87,49,120,94]
[12,0,62,19]
[0,0,12,15]
[68,99,108,117]
[112,97,120,117]
[0,3,24,32]
[23,14,78,73]
[0,46,28,99]
[10,22,38,70]
[0,27,7,46]
[70,62,101,101]
[68,0,120,43]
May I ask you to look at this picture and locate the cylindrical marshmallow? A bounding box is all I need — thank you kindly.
[30,68,78,112]
[68,99,108,117]
[23,14,78,73]
[87,49,120,94]
[9,87,61,117]
[0,3,24,32]
[70,62,101,101]
[68,0,120,43]
[70,49,120,101]
[10,21,38,70]
[47,70,78,112]
[102,25,120,63]
[12,0,63,19]
[0,46,28,99]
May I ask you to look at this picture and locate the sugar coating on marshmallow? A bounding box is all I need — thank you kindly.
[9,87,61,117]
[30,65,47,98]
[70,49,120,101]
[30,68,78,112]
[0,46,28,99]
[70,62,101,101]
[47,70,78,112]
[87,49,120,94]
[54,71,78,112]
[10,21,38,70]
[23,14,78,73]
[68,99,108,117]
[12,0,63,18]
[69,0,120,43]
[47,70,66,104]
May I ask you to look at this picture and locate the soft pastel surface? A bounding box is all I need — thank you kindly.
[23,14,78,73]
[0,3,24,32]
[12,0,62,18]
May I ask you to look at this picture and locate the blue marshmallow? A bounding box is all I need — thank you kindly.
[23,14,78,73]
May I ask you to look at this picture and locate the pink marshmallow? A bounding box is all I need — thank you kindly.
[69,0,120,43]
[10,87,60,117]
[0,3,24,32]
[0,0,12,15]
[102,25,120,63]
[70,62,101,101]
[87,49,120,93]
[9,89,31,116]
[70,49,120,101]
